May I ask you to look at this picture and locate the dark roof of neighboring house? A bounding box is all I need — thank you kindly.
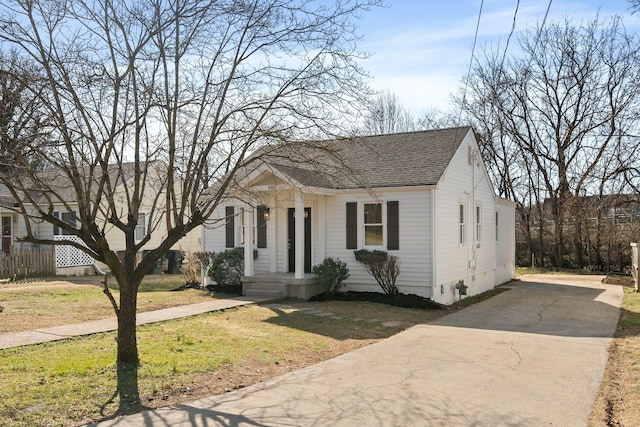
[255,126,472,189]
[0,162,144,207]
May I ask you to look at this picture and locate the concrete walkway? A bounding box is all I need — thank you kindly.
[91,274,622,427]
[0,296,268,350]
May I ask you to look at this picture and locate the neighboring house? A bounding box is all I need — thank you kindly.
[0,164,201,275]
[202,126,516,305]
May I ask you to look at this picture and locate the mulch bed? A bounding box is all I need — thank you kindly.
[205,284,242,295]
[310,291,445,310]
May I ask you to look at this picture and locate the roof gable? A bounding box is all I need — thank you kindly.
[253,126,473,190]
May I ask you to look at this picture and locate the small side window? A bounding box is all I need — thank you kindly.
[459,204,465,245]
[135,213,146,241]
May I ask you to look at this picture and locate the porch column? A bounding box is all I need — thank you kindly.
[268,194,277,273]
[294,189,304,279]
[244,207,254,277]
[317,195,326,262]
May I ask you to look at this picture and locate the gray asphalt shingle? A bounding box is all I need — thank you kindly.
[260,126,471,189]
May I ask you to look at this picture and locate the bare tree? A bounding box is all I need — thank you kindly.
[0,51,51,171]
[0,0,379,411]
[364,90,417,134]
[416,108,461,131]
[460,16,640,268]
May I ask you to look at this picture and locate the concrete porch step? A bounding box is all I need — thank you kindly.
[244,289,285,300]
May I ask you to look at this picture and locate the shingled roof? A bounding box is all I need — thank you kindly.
[257,126,472,189]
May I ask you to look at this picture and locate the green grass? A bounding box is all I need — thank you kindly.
[619,286,640,331]
[0,285,508,426]
[0,304,396,426]
[122,276,186,292]
[0,284,215,334]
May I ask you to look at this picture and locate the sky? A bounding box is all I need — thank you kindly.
[356,0,640,115]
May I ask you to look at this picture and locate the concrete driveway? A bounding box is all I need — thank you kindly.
[93,274,622,427]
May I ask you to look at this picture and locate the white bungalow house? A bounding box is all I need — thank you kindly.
[203,126,515,305]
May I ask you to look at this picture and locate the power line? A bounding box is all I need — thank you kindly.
[499,0,520,72]
[458,0,484,116]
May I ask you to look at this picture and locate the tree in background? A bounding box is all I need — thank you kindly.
[364,90,416,134]
[0,52,50,172]
[363,89,459,135]
[0,0,379,411]
[460,17,640,268]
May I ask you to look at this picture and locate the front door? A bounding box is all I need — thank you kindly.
[2,216,11,255]
[288,207,311,273]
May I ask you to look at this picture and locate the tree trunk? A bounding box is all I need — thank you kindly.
[574,218,584,269]
[552,201,565,268]
[116,281,140,412]
[536,204,545,268]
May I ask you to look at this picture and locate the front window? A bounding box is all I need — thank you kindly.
[135,213,146,241]
[364,203,383,246]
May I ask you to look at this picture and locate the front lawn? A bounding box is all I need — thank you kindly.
[0,275,215,334]
[0,301,445,426]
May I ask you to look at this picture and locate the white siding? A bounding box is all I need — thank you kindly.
[202,131,516,304]
[433,131,499,304]
[324,189,433,298]
[204,188,434,297]
[495,199,516,284]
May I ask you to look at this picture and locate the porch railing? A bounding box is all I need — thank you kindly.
[54,235,95,268]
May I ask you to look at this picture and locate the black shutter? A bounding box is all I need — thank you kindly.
[387,201,399,250]
[346,202,357,249]
[257,205,267,248]
[53,211,60,236]
[225,206,234,248]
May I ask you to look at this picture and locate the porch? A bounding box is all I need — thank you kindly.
[242,272,322,300]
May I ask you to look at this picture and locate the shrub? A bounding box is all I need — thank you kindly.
[312,257,350,294]
[354,249,401,295]
[207,247,244,286]
[180,251,215,286]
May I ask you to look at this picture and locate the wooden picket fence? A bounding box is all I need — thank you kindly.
[0,247,55,279]
[632,243,639,292]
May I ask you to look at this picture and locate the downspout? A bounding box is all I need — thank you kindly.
[431,188,437,300]
[470,147,477,288]
[93,262,107,276]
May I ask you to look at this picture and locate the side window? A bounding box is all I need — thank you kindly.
[476,204,482,246]
[459,204,465,245]
[135,213,146,241]
[495,211,499,241]
[53,211,77,235]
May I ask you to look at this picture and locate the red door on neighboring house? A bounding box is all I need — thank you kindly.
[2,216,11,255]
